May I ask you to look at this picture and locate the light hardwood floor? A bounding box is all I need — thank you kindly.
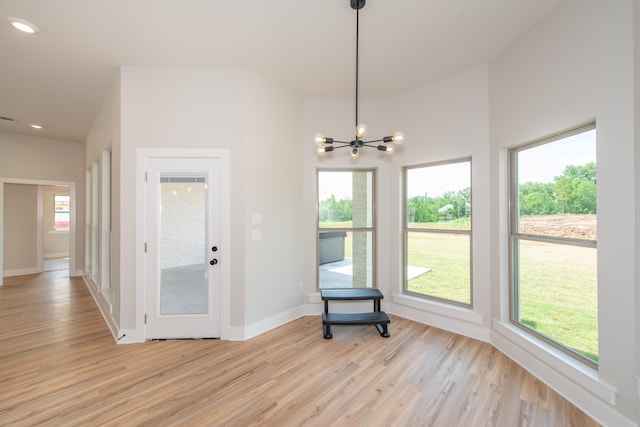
[0,271,599,426]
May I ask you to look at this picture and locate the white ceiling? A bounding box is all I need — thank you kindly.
[0,0,561,143]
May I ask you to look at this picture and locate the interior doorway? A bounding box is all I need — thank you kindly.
[0,178,76,286]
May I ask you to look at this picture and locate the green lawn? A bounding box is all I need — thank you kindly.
[406,232,471,305]
[516,239,598,361]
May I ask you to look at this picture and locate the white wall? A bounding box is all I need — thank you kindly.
[389,65,491,341]
[119,67,247,334]
[3,183,37,274]
[489,0,636,425]
[85,76,120,326]
[110,66,305,340]
[243,70,304,330]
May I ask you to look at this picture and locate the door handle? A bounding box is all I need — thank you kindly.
[210,258,218,265]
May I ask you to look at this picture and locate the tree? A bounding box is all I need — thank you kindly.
[519,182,556,215]
[518,163,596,216]
[319,194,353,223]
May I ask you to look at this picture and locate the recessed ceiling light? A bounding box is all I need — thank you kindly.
[30,124,44,129]
[7,17,39,34]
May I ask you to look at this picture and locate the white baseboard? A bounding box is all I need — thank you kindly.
[242,306,305,341]
[115,329,143,344]
[3,267,40,277]
[81,275,121,343]
[44,252,69,259]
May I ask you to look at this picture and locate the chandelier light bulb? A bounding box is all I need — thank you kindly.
[392,131,406,144]
[351,148,360,159]
[317,145,334,155]
[355,123,368,139]
[314,133,326,146]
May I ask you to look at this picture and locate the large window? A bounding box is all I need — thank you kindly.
[509,123,597,366]
[403,159,471,306]
[317,169,375,289]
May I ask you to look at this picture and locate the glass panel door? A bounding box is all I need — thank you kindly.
[159,175,208,315]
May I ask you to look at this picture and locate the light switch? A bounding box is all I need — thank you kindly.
[251,213,261,224]
[251,230,262,241]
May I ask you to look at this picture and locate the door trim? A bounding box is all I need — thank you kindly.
[135,149,231,342]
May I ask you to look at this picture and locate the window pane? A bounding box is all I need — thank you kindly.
[318,171,373,229]
[54,195,70,212]
[516,129,596,239]
[318,169,376,290]
[406,162,471,230]
[404,160,471,306]
[159,176,208,315]
[510,124,598,366]
[319,231,373,289]
[54,212,70,230]
[406,231,470,304]
[54,194,70,231]
[514,239,598,361]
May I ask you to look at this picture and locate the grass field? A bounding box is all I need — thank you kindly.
[406,232,471,305]
[516,239,598,361]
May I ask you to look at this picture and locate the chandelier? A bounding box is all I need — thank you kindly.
[315,0,405,160]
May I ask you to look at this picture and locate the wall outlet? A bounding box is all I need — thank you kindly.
[298,282,304,292]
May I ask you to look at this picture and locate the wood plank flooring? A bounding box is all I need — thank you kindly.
[0,271,599,426]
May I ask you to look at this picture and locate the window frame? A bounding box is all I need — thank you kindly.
[316,168,377,290]
[508,122,597,368]
[402,157,472,307]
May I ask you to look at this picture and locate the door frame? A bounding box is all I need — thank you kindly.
[135,149,231,341]
[0,178,77,285]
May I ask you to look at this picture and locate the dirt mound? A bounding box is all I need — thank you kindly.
[519,214,596,240]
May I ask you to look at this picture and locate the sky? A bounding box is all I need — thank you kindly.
[318,129,596,200]
[318,171,355,201]
[406,162,470,198]
[517,129,596,184]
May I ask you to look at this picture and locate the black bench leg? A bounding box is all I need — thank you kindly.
[375,323,390,338]
[323,324,333,339]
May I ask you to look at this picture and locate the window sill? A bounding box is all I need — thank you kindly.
[492,319,616,405]
[392,293,483,324]
[48,229,69,235]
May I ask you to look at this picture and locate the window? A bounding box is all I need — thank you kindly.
[317,169,375,289]
[53,194,70,231]
[509,123,597,366]
[403,159,471,306]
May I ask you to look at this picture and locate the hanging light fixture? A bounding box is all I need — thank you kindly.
[315,0,405,159]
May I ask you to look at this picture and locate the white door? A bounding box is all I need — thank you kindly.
[145,157,221,339]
